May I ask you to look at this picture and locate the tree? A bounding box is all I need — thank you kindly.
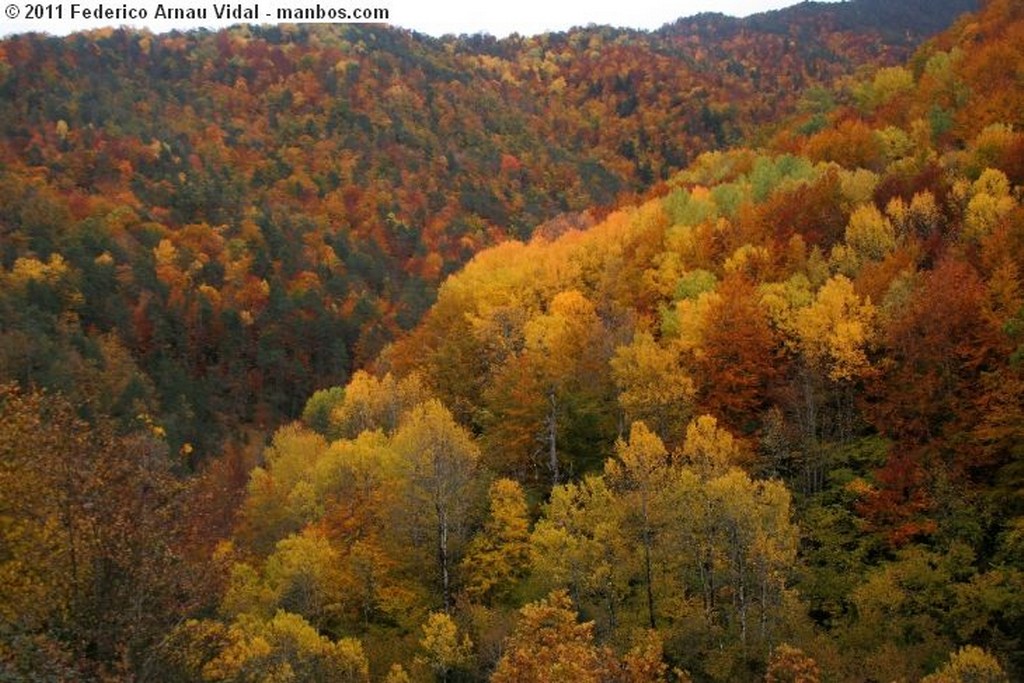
[618,629,671,683]
[200,611,369,682]
[840,545,966,680]
[843,203,896,265]
[491,591,610,683]
[417,612,473,682]
[694,275,781,431]
[301,386,346,439]
[964,168,1016,242]
[262,528,344,631]
[658,417,799,666]
[699,469,798,647]
[0,385,203,677]
[487,289,615,486]
[392,400,484,612]
[606,422,672,629]
[530,475,627,633]
[460,478,532,604]
[236,424,329,555]
[869,257,1004,445]
[329,371,430,440]
[788,274,877,490]
[794,275,875,384]
[610,331,695,447]
[679,414,745,480]
[765,644,821,683]
[921,646,1009,683]
[521,289,613,483]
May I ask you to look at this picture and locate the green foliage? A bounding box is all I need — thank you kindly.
[302,387,346,439]
[664,188,718,227]
[674,269,719,301]
[748,154,817,203]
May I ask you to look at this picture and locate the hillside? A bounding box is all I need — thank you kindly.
[5,0,1023,680]
[0,0,977,456]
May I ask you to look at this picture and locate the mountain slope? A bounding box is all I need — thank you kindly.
[6,0,1024,680]
[0,0,979,454]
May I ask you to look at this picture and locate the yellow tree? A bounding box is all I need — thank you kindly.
[530,475,626,632]
[460,478,531,604]
[792,275,877,489]
[610,331,695,447]
[262,528,345,631]
[704,470,798,647]
[765,644,821,683]
[237,424,329,554]
[841,203,896,268]
[964,168,1016,242]
[921,646,1009,683]
[417,611,473,682]
[679,414,745,480]
[392,400,484,612]
[794,275,875,384]
[329,370,431,440]
[605,422,673,629]
[665,416,798,658]
[671,415,743,625]
[200,611,369,682]
[488,289,614,485]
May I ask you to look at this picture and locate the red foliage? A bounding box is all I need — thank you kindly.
[756,169,848,248]
[855,448,938,548]
[696,275,785,432]
[866,258,1006,445]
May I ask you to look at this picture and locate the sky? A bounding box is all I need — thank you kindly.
[1,0,841,39]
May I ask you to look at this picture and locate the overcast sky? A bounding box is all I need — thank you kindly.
[2,0,842,39]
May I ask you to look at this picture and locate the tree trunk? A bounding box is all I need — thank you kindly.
[438,506,451,613]
[643,536,656,629]
[642,499,656,629]
[547,388,559,486]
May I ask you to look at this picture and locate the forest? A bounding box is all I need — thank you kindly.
[1,0,1023,680]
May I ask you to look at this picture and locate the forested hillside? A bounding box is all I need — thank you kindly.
[5,0,1024,680]
[0,0,976,456]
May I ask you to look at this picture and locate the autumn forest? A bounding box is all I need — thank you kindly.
[2,0,1024,680]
